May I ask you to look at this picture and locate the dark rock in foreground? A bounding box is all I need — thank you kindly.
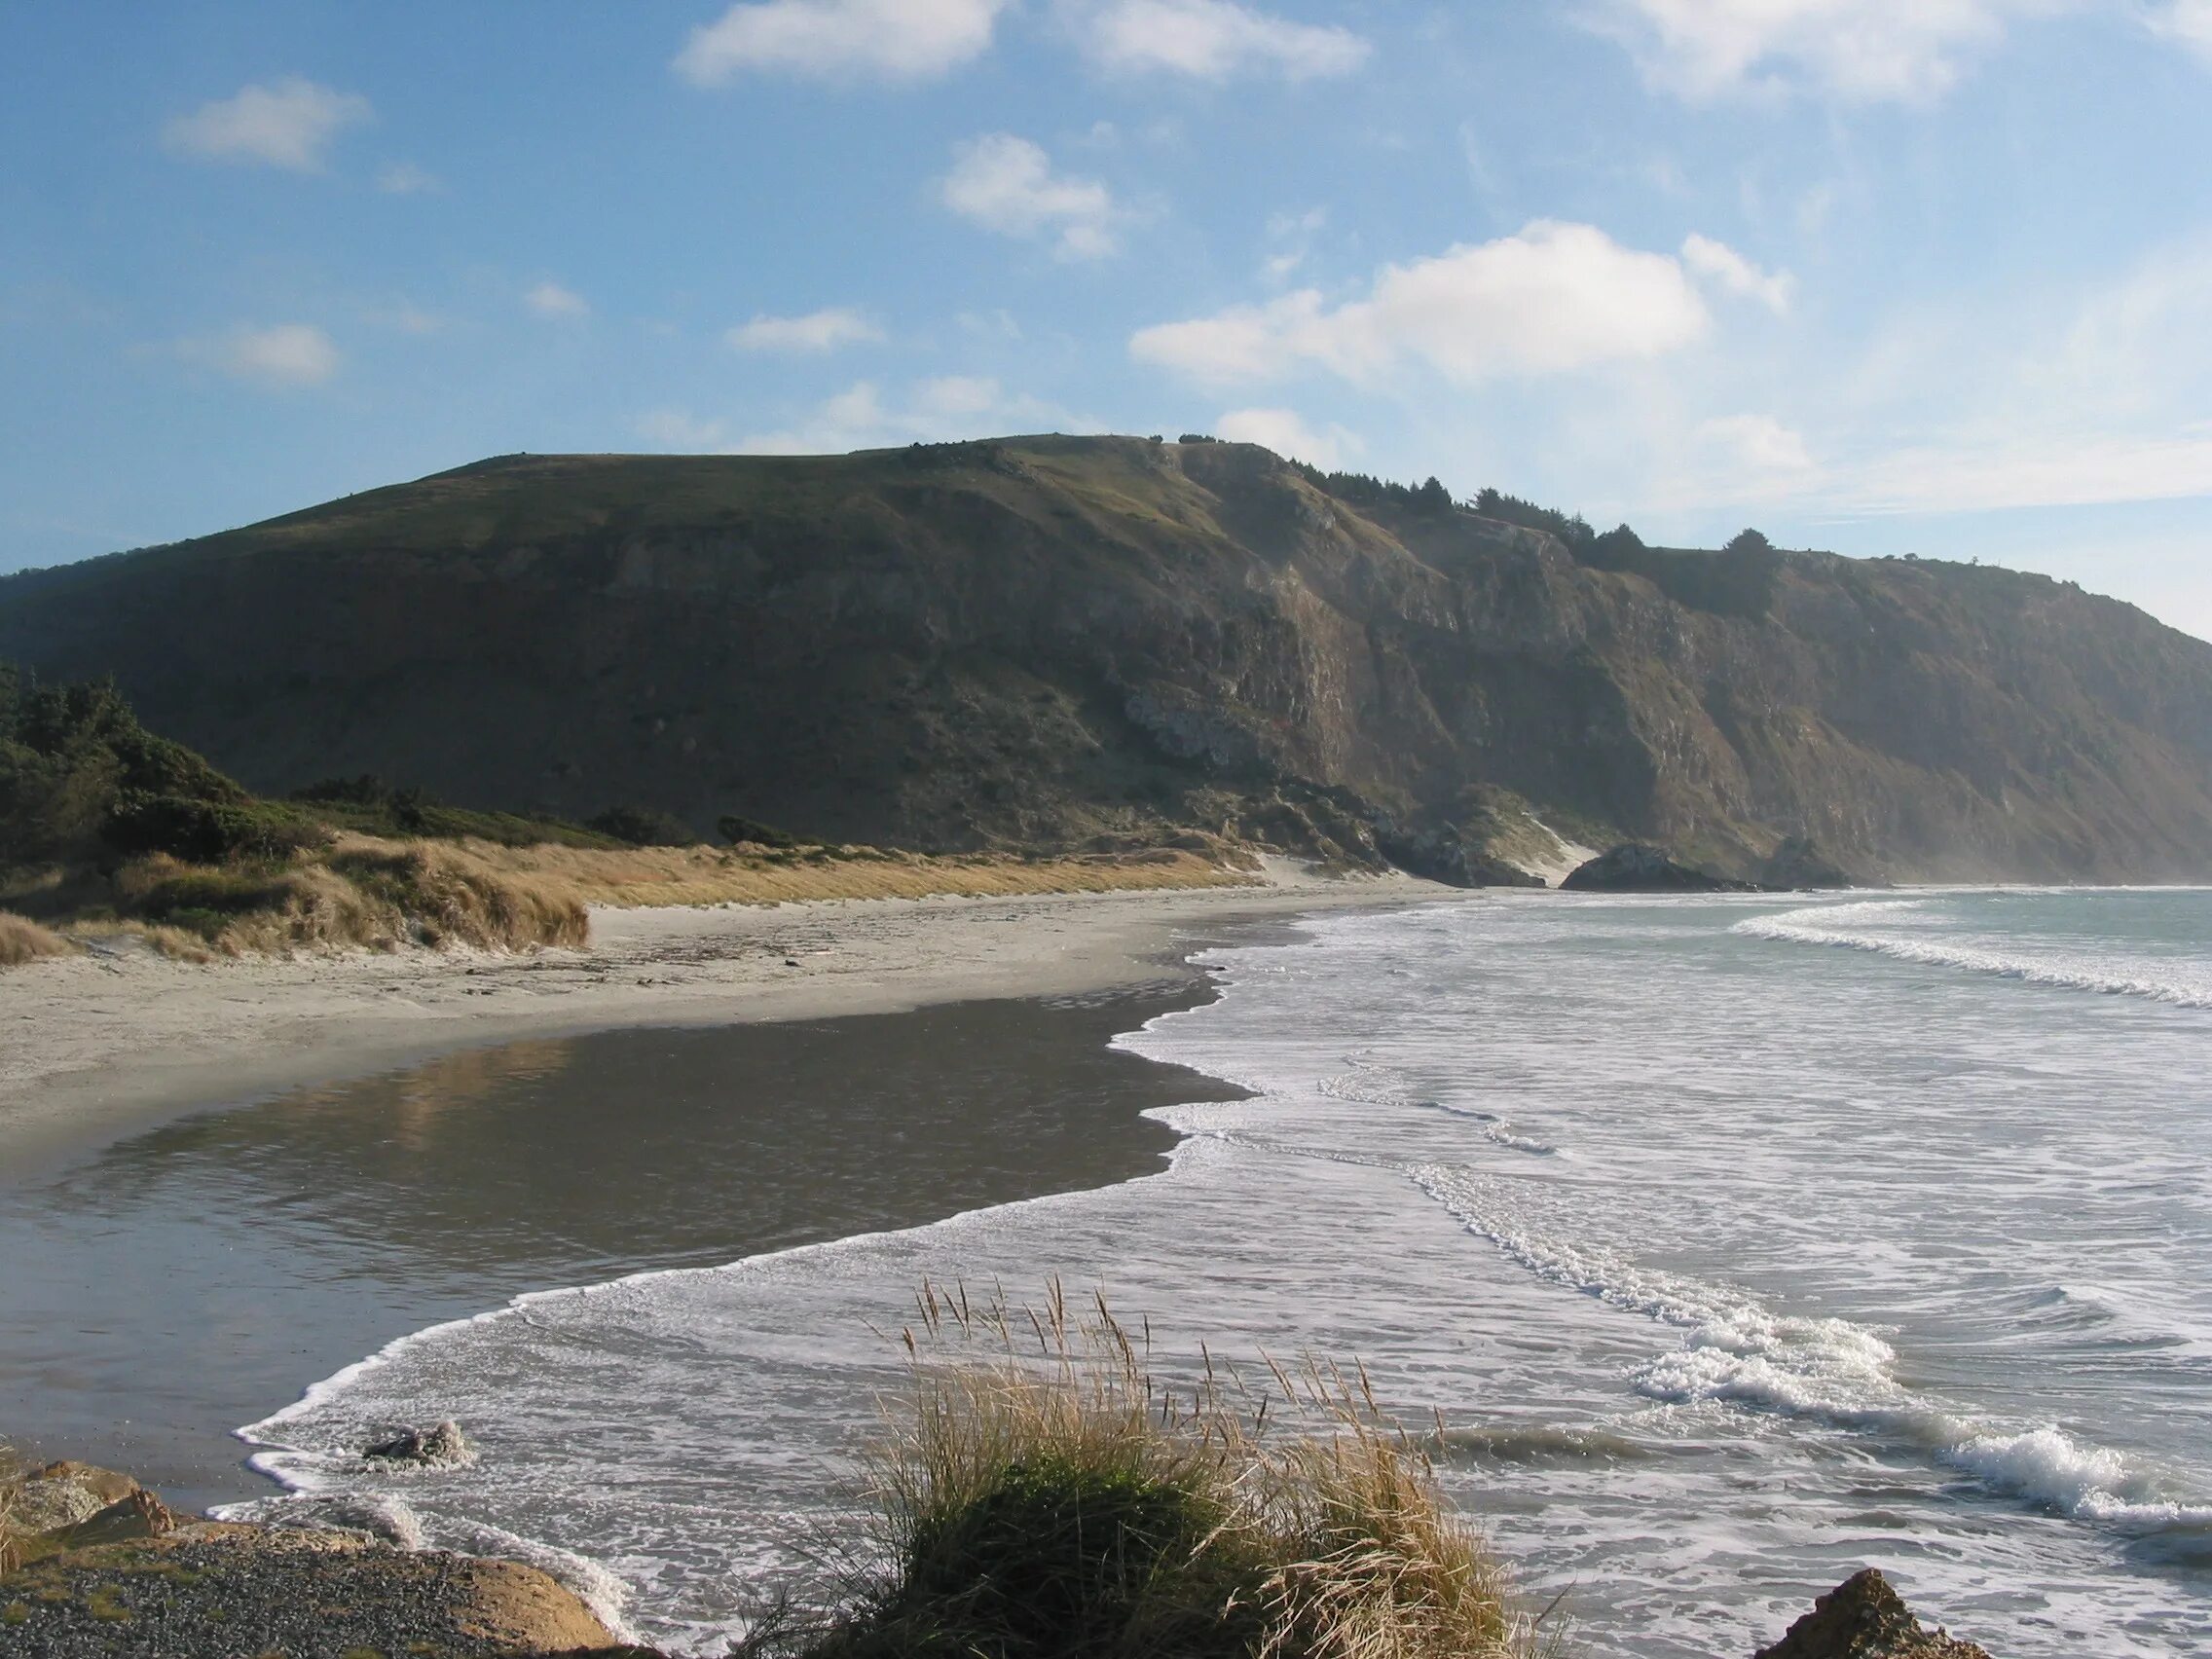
[1756,1568,1994,1658]
[1562,842,1760,892]
[367,1418,477,1468]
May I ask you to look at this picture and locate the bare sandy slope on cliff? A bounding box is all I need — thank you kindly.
[0,861,1454,1171]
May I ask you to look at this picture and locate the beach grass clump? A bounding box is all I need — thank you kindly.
[796,1284,1540,1659]
[0,910,71,967]
[0,1443,28,1575]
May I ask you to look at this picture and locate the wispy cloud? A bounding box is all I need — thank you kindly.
[1216,406,1362,468]
[1132,221,1711,388]
[1078,0,1370,81]
[175,322,341,387]
[727,306,884,351]
[2149,0,2212,63]
[1680,234,1795,313]
[524,280,589,320]
[1587,0,2063,103]
[375,161,442,196]
[676,0,1009,83]
[940,134,1122,260]
[641,377,1085,456]
[164,78,371,171]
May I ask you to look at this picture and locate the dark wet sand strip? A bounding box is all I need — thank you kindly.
[0,984,1243,1515]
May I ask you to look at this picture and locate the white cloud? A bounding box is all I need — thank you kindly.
[1589,0,2063,102]
[1699,413,1814,472]
[1079,0,1371,80]
[676,0,1008,82]
[525,281,589,320]
[177,322,341,387]
[1216,407,1361,468]
[2149,0,2212,59]
[1681,234,1796,313]
[637,408,738,448]
[940,134,1121,260]
[638,378,1087,457]
[727,307,884,352]
[164,78,371,171]
[1131,221,1711,388]
[764,379,1080,452]
[375,161,442,195]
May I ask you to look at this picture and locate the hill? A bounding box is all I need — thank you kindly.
[4,435,2209,883]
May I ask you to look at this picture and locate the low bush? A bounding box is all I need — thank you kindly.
[104,792,331,865]
[718,814,797,849]
[0,910,71,967]
[793,1285,1540,1659]
[588,805,699,847]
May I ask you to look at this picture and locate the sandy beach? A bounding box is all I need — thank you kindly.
[1,860,1457,1174]
[0,861,1458,1513]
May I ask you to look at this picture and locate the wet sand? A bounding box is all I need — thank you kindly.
[0,985,1245,1517]
[2,864,1450,1177]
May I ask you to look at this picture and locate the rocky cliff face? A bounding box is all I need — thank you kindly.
[4,436,2208,882]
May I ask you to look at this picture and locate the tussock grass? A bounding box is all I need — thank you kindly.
[789,1283,1545,1659]
[101,844,589,957]
[1,1443,27,1576]
[417,837,1261,911]
[0,910,71,967]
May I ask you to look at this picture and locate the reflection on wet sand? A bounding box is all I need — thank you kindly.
[0,985,1235,1514]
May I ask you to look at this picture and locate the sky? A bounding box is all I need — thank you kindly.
[4,1,2210,640]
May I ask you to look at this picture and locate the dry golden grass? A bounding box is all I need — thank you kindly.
[403,836,1262,912]
[0,910,72,968]
[26,834,1256,964]
[796,1283,1544,1659]
[0,1442,26,1576]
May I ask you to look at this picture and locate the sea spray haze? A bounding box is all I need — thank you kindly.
[227,889,2212,1655]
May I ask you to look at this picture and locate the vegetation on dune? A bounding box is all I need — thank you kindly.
[0,909,71,966]
[0,667,1259,962]
[767,1284,1542,1659]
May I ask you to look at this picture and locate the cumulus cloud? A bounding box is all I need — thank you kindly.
[177,322,341,387]
[375,161,442,195]
[676,0,1008,82]
[1588,0,2060,101]
[525,281,589,319]
[940,134,1121,260]
[1680,234,1796,313]
[726,306,884,352]
[164,78,371,170]
[1215,407,1360,468]
[1130,221,1711,389]
[1079,0,1370,81]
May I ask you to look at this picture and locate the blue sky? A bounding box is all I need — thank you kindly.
[5,1,2210,639]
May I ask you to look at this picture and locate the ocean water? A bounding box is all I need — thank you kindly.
[227,890,2212,1655]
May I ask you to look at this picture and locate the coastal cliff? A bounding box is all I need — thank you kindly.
[4,436,2208,884]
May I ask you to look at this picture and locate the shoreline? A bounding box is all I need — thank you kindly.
[0,861,1462,1178]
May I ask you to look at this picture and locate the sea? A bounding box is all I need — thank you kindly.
[220,889,2212,1656]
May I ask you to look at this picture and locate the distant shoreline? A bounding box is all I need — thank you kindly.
[0,862,1461,1177]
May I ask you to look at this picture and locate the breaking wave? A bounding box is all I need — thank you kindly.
[1733,903,2212,1009]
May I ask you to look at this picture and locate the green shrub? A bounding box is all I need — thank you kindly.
[103,793,330,865]
[718,814,797,849]
[587,805,697,846]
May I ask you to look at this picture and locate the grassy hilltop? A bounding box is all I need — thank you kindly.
[5,435,2211,884]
